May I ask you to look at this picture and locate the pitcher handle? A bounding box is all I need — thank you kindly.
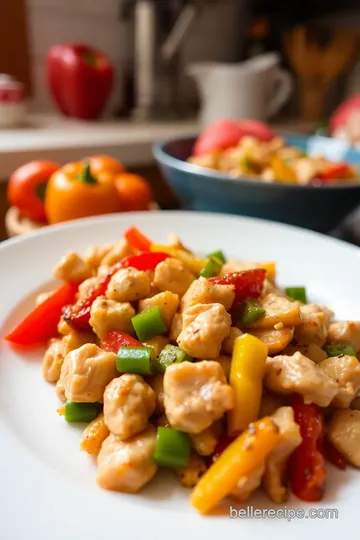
[266,69,293,118]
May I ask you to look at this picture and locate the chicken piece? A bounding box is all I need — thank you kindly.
[35,291,53,306]
[214,355,231,380]
[176,452,207,488]
[231,464,265,501]
[294,304,329,347]
[61,330,96,357]
[351,396,360,411]
[167,233,192,253]
[148,374,165,416]
[261,168,276,182]
[77,277,98,299]
[328,410,360,467]
[97,264,111,278]
[153,257,196,297]
[259,391,289,417]
[169,313,182,342]
[265,352,339,407]
[89,296,135,340]
[262,279,284,296]
[293,157,318,185]
[83,243,116,270]
[106,267,151,302]
[190,421,222,456]
[138,291,179,329]
[156,414,170,427]
[327,321,360,352]
[178,303,231,359]
[180,277,235,312]
[103,374,156,440]
[59,343,117,403]
[101,239,134,267]
[283,343,327,363]
[188,150,220,170]
[221,260,270,276]
[245,293,301,329]
[53,251,93,282]
[222,327,243,355]
[42,338,64,383]
[55,378,66,402]
[320,355,360,408]
[80,413,110,456]
[163,360,234,433]
[97,426,158,492]
[249,327,294,354]
[263,406,302,503]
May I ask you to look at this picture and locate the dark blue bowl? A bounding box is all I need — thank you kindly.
[153,134,360,232]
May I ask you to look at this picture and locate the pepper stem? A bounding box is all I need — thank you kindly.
[78,162,97,184]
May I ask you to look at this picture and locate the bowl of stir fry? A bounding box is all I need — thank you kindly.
[154,131,360,232]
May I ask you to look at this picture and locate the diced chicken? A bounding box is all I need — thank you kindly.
[42,338,64,383]
[106,267,151,302]
[222,327,243,355]
[153,258,196,297]
[103,375,156,440]
[265,352,339,407]
[156,414,170,427]
[214,355,231,380]
[89,296,135,340]
[59,344,117,403]
[190,421,222,456]
[180,277,235,312]
[327,321,360,352]
[138,291,179,328]
[77,277,98,299]
[245,293,301,329]
[351,396,360,411]
[249,327,294,354]
[169,313,182,342]
[148,374,165,416]
[231,464,265,502]
[294,304,329,347]
[320,355,360,408]
[97,426,158,492]
[176,452,207,488]
[178,303,231,359]
[259,391,289,417]
[35,291,53,306]
[97,264,111,278]
[263,406,302,503]
[188,150,220,170]
[328,410,360,467]
[55,378,66,402]
[101,239,134,267]
[163,360,234,433]
[83,242,116,270]
[283,343,327,363]
[53,251,93,282]
[61,330,96,357]
[221,260,270,277]
[167,233,192,253]
[262,279,284,297]
[293,157,318,185]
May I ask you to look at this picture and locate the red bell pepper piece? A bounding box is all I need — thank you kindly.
[124,226,152,252]
[211,434,234,463]
[322,436,347,470]
[289,394,327,502]
[209,269,266,306]
[64,252,170,331]
[4,282,78,346]
[101,329,142,353]
[317,163,353,181]
[47,44,114,120]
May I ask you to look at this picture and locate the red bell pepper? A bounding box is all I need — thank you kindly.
[289,394,327,502]
[124,226,152,252]
[209,269,266,306]
[317,163,354,182]
[322,436,347,470]
[64,252,170,331]
[101,329,142,353]
[211,434,234,463]
[4,282,78,346]
[47,44,114,120]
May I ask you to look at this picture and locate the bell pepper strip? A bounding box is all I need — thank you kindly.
[124,226,152,252]
[4,281,78,346]
[236,299,266,325]
[323,343,356,358]
[227,334,268,437]
[207,250,226,264]
[210,269,266,307]
[116,346,155,375]
[271,155,298,183]
[322,436,347,470]
[199,257,222,278]
[285,286,307,304]
[64,252,170,331]
[154,344,193,374]
[64,401,98,423]
[318,163,355,182]
[289,394,327,502]
[190,417,282,514]
[153,427,191,469]
[101,329,142,353]
[150,244,206,274]
[132,306,167,342]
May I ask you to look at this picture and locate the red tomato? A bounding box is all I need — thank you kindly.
[8,161,60,222]
[193,120,246,156]
[114,173,152,211]
[237,119,275,142]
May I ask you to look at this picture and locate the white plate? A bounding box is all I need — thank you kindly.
[1,211,360,540]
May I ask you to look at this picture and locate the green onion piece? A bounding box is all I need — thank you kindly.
[154,344,193,374]
[153,427,191,469]
[64,401,98,423]
[132,306,167,341]
[116,346,155,375]
[285,287,307,304]
[199,257,222,278]
[206,250,226,264]
[323,344,357,357]
[237,299,266,324]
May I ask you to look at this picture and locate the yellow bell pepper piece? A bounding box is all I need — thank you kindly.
[150,244,206,274]
[258,261,276,281]
[80,413,110,456]
[143,335,169,357]
[190,416,282,514]
[271,155,298,183]
[227,333,268,437]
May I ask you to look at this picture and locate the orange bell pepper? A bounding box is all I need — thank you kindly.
[88,155,125,175]
[45,161,121,224]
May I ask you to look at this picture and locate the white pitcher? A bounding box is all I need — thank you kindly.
[188,53,293,126]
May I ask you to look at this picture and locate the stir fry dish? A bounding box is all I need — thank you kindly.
[189,135,358,185]
[5,226,360,513]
